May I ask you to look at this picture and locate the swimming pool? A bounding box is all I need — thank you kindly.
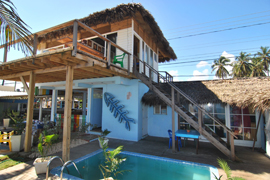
[51,149,218,180]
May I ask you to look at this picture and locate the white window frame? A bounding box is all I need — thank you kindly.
[154,105,167,115]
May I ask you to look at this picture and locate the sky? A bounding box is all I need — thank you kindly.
[1,0,270,83]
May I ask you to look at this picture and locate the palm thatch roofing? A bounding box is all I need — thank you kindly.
[142,77,270,112]
[37,3,176,62]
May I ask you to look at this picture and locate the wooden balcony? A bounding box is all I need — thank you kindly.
[0,20,135,84]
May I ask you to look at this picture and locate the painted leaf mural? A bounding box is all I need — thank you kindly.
[104,92,135,131]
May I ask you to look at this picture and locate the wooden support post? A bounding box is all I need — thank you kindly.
[226,131,230,148]
[20,76,29,94]
[32,34,38,64]
[62,66,74,162]
[2,44,8,85]
[230,133,236,161]
[72,21,78,57]
[149,69,152,81]
[107,42,111,68]
[24,71,35,152]
[252,111,262,151]
[172,87,176,152]
[198,109,202,134]
[3,44,7,63]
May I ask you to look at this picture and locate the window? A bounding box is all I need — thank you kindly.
[154,105,167,115]
[230,106,256,141]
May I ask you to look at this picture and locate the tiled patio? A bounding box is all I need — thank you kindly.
[0,136,269,180]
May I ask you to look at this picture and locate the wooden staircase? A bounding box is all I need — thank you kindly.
[133,57,240,161]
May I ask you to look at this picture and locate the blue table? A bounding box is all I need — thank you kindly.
[175,129,200,154]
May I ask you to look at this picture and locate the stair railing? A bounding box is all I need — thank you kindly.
[133,56,237,139]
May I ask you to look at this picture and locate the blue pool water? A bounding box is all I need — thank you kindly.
[51,149,218,180]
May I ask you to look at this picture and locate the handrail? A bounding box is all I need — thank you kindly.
[46,156,67,180]
[60,160,82,180]
[133,56,236,138]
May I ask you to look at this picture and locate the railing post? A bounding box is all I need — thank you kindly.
[198,109,202,134]
[107,42,111,69]
[172,87,176,152]
[143,61,146,75]
[149,68,152,81]
[72,20,78,57]
[226,130,230,148]
[230,133,236,161]
[128,54,130,74]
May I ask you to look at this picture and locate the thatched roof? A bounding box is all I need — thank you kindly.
[37,3,176,62]
[142,77,270,112]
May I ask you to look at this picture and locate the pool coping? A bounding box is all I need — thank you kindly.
[51,149,219,180]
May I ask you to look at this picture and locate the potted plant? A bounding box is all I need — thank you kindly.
[33,132,58,174]
[3,109,11,127]
[99,138,129,180]
[187,125,191,133]
[8,110,26,151]
[98,129,111,148]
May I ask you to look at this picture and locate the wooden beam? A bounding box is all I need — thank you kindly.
[172,87,175,152]
[0,71,31,80]
[24,71,36,152]
[3,44,7,63]
[20,76,29,94]
[62,65,74,162]
[198,109,202,134]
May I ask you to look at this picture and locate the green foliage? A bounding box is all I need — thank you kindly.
[214,158,245,180]
[211,56,231,79]
[0,0,33,55]
[38,132,59,158]
[101,129,111,139]
[7,110,25,135]
[99,138,129,180]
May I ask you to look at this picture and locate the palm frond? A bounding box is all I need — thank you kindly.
[217,158,232,179]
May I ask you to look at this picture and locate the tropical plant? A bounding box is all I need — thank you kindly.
[211,56,231,79]
[0,0,32,55]
[38,132,58,159]
[213,158,245,180]
[7,110,25,135]
[250,57,266,77]
[99,139,129,180]
[231,52,252,78]
[256,46,270,76]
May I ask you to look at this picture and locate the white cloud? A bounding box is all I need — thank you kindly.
[196,61,210,68]
[168,70,182,81]
[187,69,209,81]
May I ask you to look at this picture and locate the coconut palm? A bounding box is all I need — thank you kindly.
[231,52,252,78]
[211,56,230,79]
[257,46,270,76]
[0,0,32,55]
[250,57,266,77]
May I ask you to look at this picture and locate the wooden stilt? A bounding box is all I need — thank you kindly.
[24,71,35,152]
[252,111,262,151]
[198,109,202,134]
[62,65,74,162]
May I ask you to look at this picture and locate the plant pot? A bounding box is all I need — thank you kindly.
[98,138,109,148]
[3,118,10,127]
[11,134,25,151]
[33,157,51,174]
[187,130,190,133]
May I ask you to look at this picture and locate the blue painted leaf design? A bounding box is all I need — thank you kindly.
[104,92,136,131]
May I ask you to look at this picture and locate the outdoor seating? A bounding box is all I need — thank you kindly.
[113,53,126,68]
[0,131,14,151]
[168,130,182,151]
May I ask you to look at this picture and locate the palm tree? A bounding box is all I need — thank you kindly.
[257,46,270,76]
[231,52,252,78]
[0,0,32,55]
[250,57,266,77]
[211,56,230,79]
